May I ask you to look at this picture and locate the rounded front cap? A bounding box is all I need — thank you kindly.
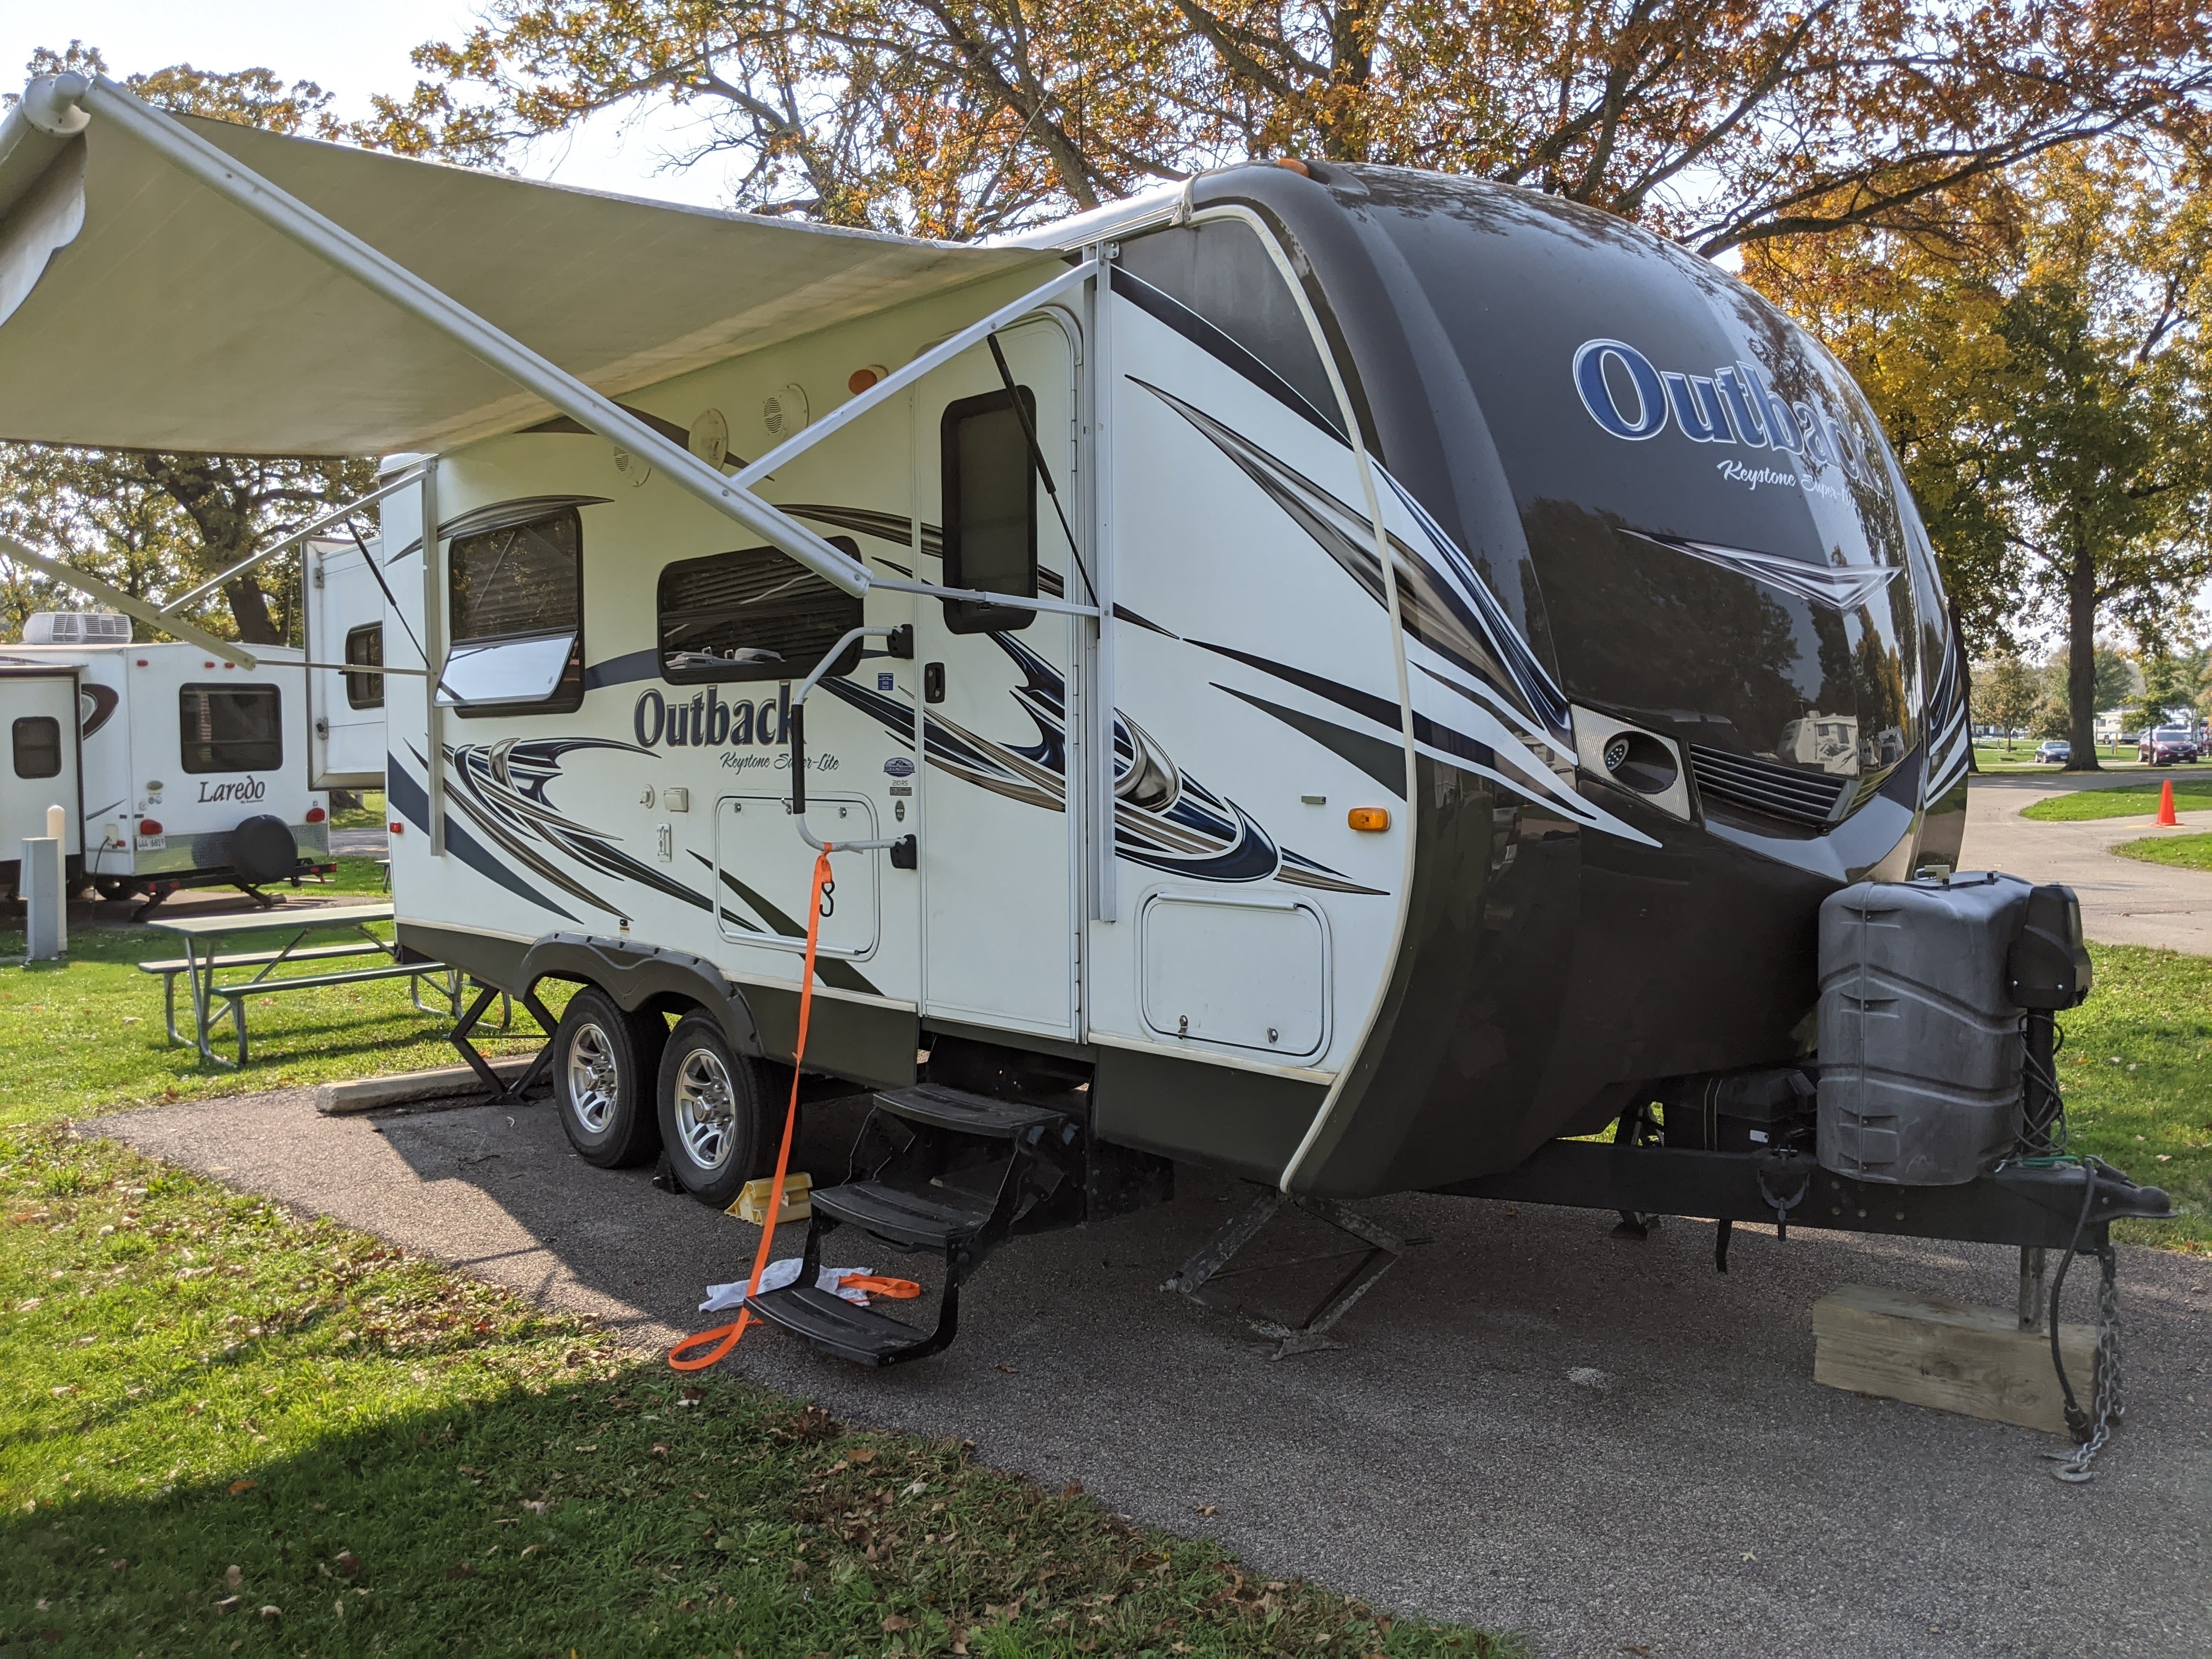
[1341,172,1950,835]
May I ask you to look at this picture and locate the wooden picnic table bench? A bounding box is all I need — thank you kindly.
[137,902,498,1068]
[138,940,394,1046]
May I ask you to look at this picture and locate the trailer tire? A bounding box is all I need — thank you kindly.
[552,988,665,1168]
[656,1013,770,1208]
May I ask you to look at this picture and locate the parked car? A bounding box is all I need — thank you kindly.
[2140,727,2200,765]
[2036,740,2072,764]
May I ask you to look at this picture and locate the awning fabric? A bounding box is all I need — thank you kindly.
[0,105,1052,456]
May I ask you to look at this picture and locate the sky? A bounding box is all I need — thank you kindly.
[1,1,731,207]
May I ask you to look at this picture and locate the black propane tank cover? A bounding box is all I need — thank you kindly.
[1815,872,2036,1186]
[2005,884,2092,1011]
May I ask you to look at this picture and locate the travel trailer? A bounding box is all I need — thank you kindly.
[0,75,2168,1380]
[0,614,337,904]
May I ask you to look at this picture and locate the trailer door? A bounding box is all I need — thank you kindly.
[913,316,1083,1039]
[2,672,83,873]
[304,537,387,789]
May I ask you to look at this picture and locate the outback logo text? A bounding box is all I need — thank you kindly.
[1571,338,1869,483]
[634,684,789,750]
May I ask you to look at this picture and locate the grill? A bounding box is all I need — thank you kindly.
[1688,744,1849,828]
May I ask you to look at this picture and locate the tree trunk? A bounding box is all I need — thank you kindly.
[2064,540,2100,771]
[221,573,284,645]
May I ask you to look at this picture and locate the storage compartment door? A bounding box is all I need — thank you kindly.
[1141,893,1329,1059]
[304,538,387,788]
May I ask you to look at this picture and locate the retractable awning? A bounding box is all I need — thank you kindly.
[0,86,1052,457]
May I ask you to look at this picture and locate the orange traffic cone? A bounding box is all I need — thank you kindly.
[2157,777,2181,827]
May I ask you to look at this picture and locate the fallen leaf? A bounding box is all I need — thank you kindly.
[257,1605,281,1620]
[224,1566,242,1590]
[848,1447,877,1463]
[445,1562,475,1579]
[227,1480,255,1496]
[213,1595,241,1613]
[520,1500,549,1516]
[334,1551,360,1579]
[1195,1504,1218,1517]
[520,1545,540,1558]
[882,1613,914,1632]
[649,1442,669,1458]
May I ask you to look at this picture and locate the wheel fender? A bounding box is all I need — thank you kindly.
[518,933,762,1057]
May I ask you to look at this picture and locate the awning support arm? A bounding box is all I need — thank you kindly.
[163,465,425,616]
[0,530,257,667]
[732,257,1097,492]
[31,72,870,600]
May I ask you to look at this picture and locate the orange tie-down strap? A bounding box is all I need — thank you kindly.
[670,849,834,1374]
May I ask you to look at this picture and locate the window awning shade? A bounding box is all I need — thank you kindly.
[0,100,1053,457]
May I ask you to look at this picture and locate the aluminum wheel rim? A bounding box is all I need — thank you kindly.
[566,1022,619,1133]
[673,1047,736,1171]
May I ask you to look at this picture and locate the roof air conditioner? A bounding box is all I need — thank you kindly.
[22,611,133,646]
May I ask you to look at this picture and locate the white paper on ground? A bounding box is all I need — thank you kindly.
[701,1259,876,1311]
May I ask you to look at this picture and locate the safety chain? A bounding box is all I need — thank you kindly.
[2049,1242,2125,1482]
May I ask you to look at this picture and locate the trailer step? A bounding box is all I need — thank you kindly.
[744,1282,958,1367]
[869,1082,1065,1138]
[811,1176,997,1251]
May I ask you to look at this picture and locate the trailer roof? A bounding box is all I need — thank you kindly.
[0,104,1052,457]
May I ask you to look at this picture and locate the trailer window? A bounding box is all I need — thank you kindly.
[941,388,1037,635]
[344,623,385,709]
[657,537,864,685]
[179,685,283,774]
[12,715,61,779]
[1115,218,1343,437]
[443,507,584,714]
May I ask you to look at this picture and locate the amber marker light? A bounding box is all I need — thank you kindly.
[1347,806,1390,832]
[848,365,887,395]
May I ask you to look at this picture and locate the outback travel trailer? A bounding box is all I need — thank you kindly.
[0,613,340,904]
[0,75,2169,1392]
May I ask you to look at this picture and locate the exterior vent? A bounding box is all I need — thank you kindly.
[23,611,132,646]
[1688,744,1850,828]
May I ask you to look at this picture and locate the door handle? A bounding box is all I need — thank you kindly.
[923,662,945,703]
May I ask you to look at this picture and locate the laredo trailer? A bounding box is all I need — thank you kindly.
[0,614,335,904]
[0,77,2168,1392]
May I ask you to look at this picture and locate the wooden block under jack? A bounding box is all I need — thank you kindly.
[730,1171,812,1225]
[1813,1284,2097,1435]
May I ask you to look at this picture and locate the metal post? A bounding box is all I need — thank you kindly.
[43,804,66,953]
[2018,1246,2047,1333]
[22,836,61,960]
[417,460,445,857]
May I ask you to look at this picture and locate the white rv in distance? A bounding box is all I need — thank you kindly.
[0,612,337,905]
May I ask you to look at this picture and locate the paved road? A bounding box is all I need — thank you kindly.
[1965,771,2211,955]
[95,1088,2212,1659]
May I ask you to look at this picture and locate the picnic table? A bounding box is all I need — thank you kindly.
[138,902,476,1066]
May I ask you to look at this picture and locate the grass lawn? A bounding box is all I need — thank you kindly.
[0,860,549,1131]
[2112,832,2212,873]
[1973,742,2137,774]
[2053,946,2212,1252]
[0,1131,1508,1658]
[329,791,387,832]
[0,860,1517,1656]
[2019,777,2212,821]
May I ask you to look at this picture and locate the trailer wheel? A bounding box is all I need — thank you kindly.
[552,988,665,1168]
[655,1014,769,1208]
